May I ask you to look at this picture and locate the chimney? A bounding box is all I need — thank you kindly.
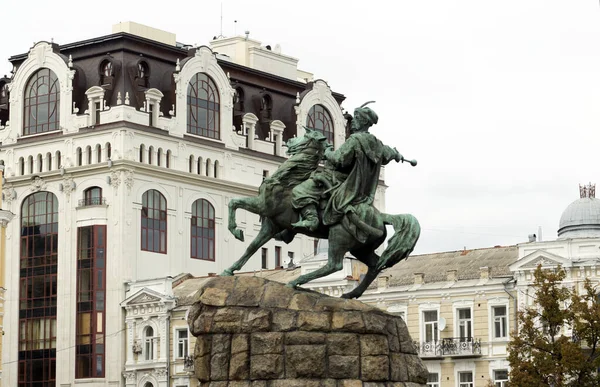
[413,273,424,285]
[377,276,389,290]
[480,266,492,280]
[447,270,457,282]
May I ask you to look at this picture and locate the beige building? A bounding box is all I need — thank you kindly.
[0,166,14,381]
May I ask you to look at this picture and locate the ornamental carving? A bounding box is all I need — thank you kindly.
[3,184,15,205]
[29,176,47,192]
[123,371,136,382]
[110,170,121,189]
[62,176,75,195]
[124,170,134,190]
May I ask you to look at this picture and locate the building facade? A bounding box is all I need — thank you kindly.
[0,22,354,386]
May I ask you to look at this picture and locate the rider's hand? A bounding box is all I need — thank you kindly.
[394,148,404,163]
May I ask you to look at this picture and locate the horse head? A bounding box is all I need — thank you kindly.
[286,127,329,156]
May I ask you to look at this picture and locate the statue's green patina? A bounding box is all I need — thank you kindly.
[223,103,420,298]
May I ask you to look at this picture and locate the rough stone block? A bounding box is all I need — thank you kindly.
[250,381,266,387]
[360,334,389,356]
[315,296,344,311]
[212,307,245,333]
[285,331,326,345]
[243,308,271,332]
[340,380,363,387]
[250,354,284,379]
[298,311,331,331]
[272,309,297,332]
[327,333,360,356]
[200,287,230,306]
[268,380,321,387]
[261,281,296,308]
[229,351,250,380]
[228,276,266,307]
[285,344,326,378]
[251,332,283,354]
[207,382,228,387]
[332,311,366,332]
[403,354,428,384]
[211,352,230,380]
[328,355,359,379]
[231,334,249,354]
[361,355,389,381]
[211,334,232,354]
[390,354,408,381]
[228,382,251,387]
[289,292,319,310]
[195,354,211,381]
[195,335,212,357]
[363,313,388,334]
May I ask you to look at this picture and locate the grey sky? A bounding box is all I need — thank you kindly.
[3,0,600,254]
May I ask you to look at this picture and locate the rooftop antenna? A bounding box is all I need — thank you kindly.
[234,20,237,36]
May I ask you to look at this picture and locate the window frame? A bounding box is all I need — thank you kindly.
[492,305,508,339]
[23,68,60,136]
[457,307,473,341]
[144,325,155,361]
[306,104,334,146]
[187,72,220,139]
[175,328,189,359]
[427,372,440,387]
[190,198,216,261]
[493,369,509,387]
[141,190,168,254]
[458,371,474,387]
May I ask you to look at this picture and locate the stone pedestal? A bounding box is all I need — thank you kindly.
[188,276,427,387]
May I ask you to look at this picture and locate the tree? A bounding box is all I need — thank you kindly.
[507,265,600,386]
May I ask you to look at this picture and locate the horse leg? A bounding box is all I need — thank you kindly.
[287,229,346,288]
[341,252,381,299]
[222,219,280,276]
[228,196,263,242]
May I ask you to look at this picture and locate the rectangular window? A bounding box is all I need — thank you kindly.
[423,310,438,343]
[262,170,269,181]
[76,225,106,378]
[314,239,319,256]
[275,246,281,268]
[95,101,101,125]
[457,308,472,340]
[261,248,268,269]
[427,373,440,387]
[176,329,189,358]
[494,370,509,387]
[458,371,474,387]
[493,306,507,339]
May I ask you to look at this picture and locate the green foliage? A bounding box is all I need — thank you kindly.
[507,265,600,386]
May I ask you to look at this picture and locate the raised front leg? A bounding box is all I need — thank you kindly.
[341,265,380,299]
[222,219,280,276]
[228,197,262,242]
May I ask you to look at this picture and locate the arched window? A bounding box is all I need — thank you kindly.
[23,68,60,136]
[76,147,83,166]
[166,150,171,168]
[205,159,212,177]
[148,146,154,165]
[105,143,111,161]
[86,146,92,165]
[157,148,163,167]
[187,73,220,139]
[18,157,24,176]
[83,186,102,206]
[28,156,33,174]
[95,144,102,163]
[144,326,154,360]
[214,160,219,178]
[46,152,52,171]
[259,94,272,121]
[191,199,215,260]
[197,157,203,175]
[234,87,244,112]
[19,191,59,385]
[188,155,194,173]
[141,190,167,254]
[306,104,334,145]
[100,60,113,86]
[36,154,43,173]
[137,61,149,88]
[55,151,62,169]
[139,145,145,163]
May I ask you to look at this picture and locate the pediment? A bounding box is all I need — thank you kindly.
[121,287,171,307]
[510,249,571,272]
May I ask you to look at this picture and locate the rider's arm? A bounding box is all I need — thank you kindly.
[382,145,402,165]
[324,137,356,168]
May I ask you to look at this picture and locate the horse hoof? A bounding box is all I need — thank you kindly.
[340,292,355,299]
[233,229,244,242]
[221,269,234,276]
[285,282,297,289]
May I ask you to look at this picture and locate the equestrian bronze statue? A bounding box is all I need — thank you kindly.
[223,102,420,299]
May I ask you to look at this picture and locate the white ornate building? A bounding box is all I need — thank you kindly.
[0,22,359,386]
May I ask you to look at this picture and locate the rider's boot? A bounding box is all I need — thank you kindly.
[292,204,319,232]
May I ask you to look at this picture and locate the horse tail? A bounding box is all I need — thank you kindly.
[377,213,421,271]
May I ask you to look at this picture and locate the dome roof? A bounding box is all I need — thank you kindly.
[558,197,600,239]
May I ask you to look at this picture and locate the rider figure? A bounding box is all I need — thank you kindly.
[291,103,403,232]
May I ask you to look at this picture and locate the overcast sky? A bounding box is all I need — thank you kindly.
[3,0,600,254]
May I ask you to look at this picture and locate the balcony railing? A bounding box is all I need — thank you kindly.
[78,197,107,207]
[414,337,482,358]
[183,355,194,372]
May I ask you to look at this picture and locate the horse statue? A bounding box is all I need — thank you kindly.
[222,104,420,299]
